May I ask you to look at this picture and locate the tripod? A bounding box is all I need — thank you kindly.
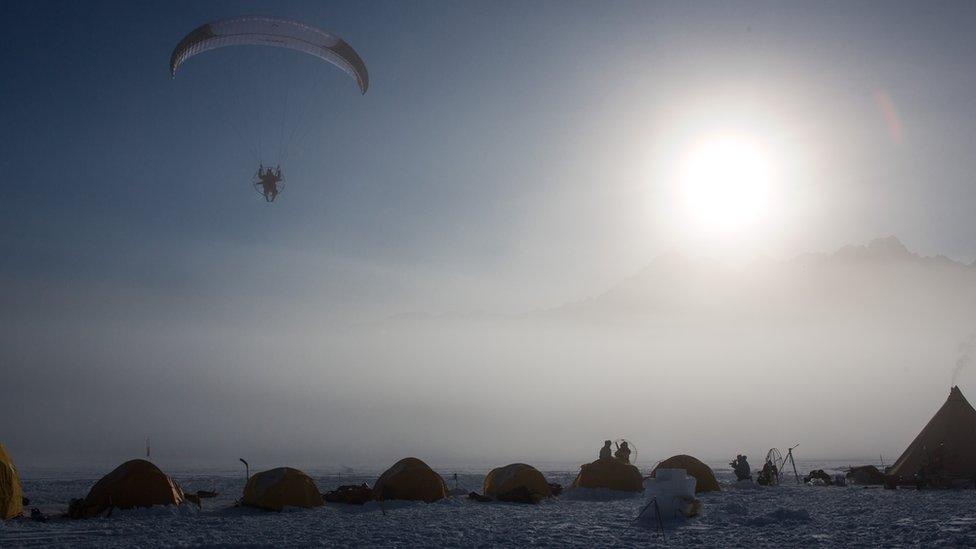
[783,444,800,484]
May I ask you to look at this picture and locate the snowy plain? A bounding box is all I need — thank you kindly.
[3,459,976,547]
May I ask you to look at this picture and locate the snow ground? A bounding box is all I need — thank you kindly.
[3,461,976,547]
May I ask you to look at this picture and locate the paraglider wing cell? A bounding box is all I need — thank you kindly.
[169,16,369,94]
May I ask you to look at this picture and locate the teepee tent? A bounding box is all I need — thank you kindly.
[242,467,323,511]
[889,386,976,482]
[0,443,23,520]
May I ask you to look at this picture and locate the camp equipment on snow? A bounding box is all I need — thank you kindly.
[846,465,886,485]
[641,468,701,521]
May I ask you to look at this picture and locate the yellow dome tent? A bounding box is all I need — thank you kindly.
[0,443,23,520]
[73,459,184,518]
[242,467,323,511]
[650,455,720,493]
[484,463,552,503]
[373,457,448,502]
[571,457,643,492]
[889,386,976,483]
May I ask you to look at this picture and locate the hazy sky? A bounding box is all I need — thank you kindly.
[3,1,976,469]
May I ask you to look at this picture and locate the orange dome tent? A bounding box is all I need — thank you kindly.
[373,457,448,502]
[484,463,552,503]
[0,443,23,520]
[571,456,643,492]
[73,459,184,518]
[650,455,720,493]
[242,467,323,511]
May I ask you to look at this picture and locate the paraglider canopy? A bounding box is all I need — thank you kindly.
[169,16,369,94]
[169,16,368,203]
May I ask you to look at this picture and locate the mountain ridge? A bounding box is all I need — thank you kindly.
[372,236,975,325]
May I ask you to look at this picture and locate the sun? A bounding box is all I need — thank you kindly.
[676,136,774,239]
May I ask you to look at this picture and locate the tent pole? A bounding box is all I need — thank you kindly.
[239,458,249,483]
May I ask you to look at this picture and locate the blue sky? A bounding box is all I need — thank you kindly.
[4,1,976,465]
[4,1,976,312]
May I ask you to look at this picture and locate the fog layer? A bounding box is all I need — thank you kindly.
[3,236,974,470]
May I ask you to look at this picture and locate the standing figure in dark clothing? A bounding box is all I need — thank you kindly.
[614,441,632,464]
[731,454,752,481]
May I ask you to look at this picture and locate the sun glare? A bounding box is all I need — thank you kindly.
[675,136,774,239]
